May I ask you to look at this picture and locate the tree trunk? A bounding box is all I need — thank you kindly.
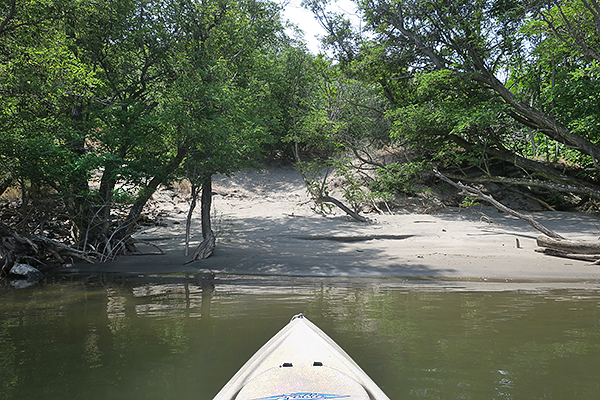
[185,175,215,263]
[95,149,126,244]
[185,180,199,256]
[185,231,215,263]
[66,102,92,245]
[201,174,212,240]
[107,146,187,259]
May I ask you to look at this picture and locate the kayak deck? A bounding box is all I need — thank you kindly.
[213,314,390,400]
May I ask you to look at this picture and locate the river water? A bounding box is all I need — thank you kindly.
[1,275,599,399]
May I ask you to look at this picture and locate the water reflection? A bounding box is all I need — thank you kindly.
[0,276,599,399]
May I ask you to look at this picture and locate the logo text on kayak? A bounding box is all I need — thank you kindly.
[254,393,350,400]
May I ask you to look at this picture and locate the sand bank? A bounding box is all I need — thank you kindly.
[67,167,600,288]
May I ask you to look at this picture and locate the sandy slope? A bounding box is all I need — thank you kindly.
[72,166,600,286]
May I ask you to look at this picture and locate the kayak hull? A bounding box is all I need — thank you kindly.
[213,314,390,400]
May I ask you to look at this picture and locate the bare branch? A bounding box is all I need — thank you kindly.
[433,169,565,240]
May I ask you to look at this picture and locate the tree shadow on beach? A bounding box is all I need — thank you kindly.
[204,214,457,278]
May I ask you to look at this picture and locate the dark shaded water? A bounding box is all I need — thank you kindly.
[1,275,599,399]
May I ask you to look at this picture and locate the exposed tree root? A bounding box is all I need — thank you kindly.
[184,230,216,264]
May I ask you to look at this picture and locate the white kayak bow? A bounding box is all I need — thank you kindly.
[213,314,391,400]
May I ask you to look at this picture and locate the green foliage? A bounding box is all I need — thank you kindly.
[369,161,429,197]
[460,196,480,209]
[331,158,377,211]
[0,0,295,244]
[508,1,600,175]
[388,69,510,146]
[305,0,600,205]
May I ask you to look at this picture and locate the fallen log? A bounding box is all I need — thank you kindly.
[536,236,600,254]
[315,196,370,223]
[434,169,565,240]
[535,248,600,262]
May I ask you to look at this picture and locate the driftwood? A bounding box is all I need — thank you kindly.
[433,170,600,264]
[535,248,600,262]
[315,196,370,222]
[536,236,600,254]
[434,169,565,240]
[536,236,600,264]
[0,222,97,276]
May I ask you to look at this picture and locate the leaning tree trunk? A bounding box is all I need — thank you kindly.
[315,196,370,222]
[105,146,187,261]
[185,179,199,256]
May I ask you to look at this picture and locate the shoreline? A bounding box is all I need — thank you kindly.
[64,166,600,289]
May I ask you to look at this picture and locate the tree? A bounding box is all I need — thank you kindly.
[0,0,290,269]
[307,0,600,209]
[286,54,392,219]
[165,0,288,260]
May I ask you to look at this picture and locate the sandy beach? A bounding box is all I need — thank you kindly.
[68,166,600,288]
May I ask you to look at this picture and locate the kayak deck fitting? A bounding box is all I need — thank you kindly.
[213,314,391,400]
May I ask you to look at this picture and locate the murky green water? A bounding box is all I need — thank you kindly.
[1,275,599,400]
